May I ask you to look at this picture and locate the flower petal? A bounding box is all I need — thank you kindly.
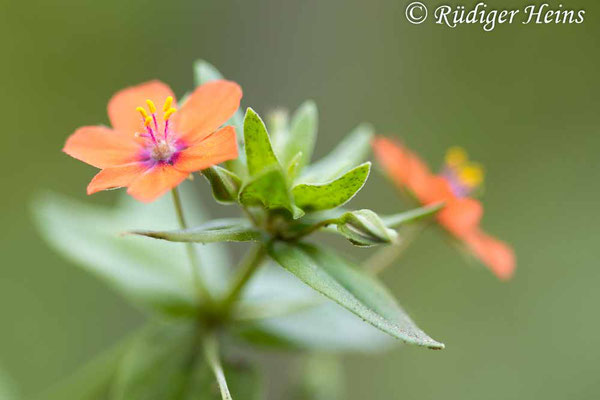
[126,163,189,203]
[63,126,141,168]
[87,163,149,194]
[439,197,483,237]
[175,80,242,143]
[464,229,516,280]
[372,136,409,182]
[372,137,433,202]
[406,154,435,202]
[174,126,238,172]
[419,176,455,203]
[108,80,176,135]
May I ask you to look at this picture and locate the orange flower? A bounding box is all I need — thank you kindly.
[372,136,515,280]
[63,80,242,202]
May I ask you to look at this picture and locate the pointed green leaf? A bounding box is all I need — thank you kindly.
[292,162,371,212]
[382,202,445,228]
[278,100,318,171]
[202,167,242,204]
[285,151,303,181]
[132,219,261,244]
[32,187,230,315]
[300,123,374,183]
[194,59,224,85]
[267,108,290,154]
[236,263,393,351]
[33,193,196,315]
[244,108,280,176]
[239,167,304,219]
[268,242,444,349]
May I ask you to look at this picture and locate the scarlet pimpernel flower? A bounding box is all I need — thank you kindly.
[63,80,242,202]
[372,137,515,280]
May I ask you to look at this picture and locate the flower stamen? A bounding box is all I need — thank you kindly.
[134,97,180,162]
[163,96,173,112]
[442,147,485,197]
[163,97,177,139]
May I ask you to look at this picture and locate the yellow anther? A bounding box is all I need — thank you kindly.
[164,107,177,121]
[163,96,173,112]
[136,106,149,119]
[146,99,157,114]
[459,163,484,187]
[445,146,468,167]
[144,116,153,127]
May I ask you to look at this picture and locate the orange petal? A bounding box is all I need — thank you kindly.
[372,136,410,184]
[175,80,242,143]
[439,197,483,237]
[175,126,238,172]
[464,229,516,280]
[406,153,436,202]
[126,163,189,203]
[63,126,141,168]
[420,176,455,204]
[108,80,175,135]
[87,163,149,194]
[372,136,434,202]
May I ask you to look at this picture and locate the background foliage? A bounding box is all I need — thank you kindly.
[1,0,599,398]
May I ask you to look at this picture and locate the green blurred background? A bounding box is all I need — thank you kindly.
[1,0,599,398]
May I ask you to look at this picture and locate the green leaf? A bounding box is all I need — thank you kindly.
[202,166,242,204]
[236,263,393,351]
[32,186,229,316]
[244,108,280,176]
[132,219,262,244]
[381,202,444,228]
[278,101,318,171]
[299,123,374,184]
[239,167,304,219]
[193,59,224,85]
[113,323,262,400]
[335,209,398,247]
[267,108,290,154]
[285,151,303,181]
[292,162,371,211]
[268,242,444,349]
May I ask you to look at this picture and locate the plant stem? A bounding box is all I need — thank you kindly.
[363,223,428,275]
[203,332,232,400]
[221,243,267,311]
[171,188,213,305]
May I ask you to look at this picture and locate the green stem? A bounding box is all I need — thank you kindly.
[203,333,232,400]
[171,188,213,305]
[363,223,428,275]
[221,244,267,311]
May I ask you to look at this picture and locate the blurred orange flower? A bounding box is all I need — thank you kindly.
[372,136,515,280]
[63,80,242,202]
